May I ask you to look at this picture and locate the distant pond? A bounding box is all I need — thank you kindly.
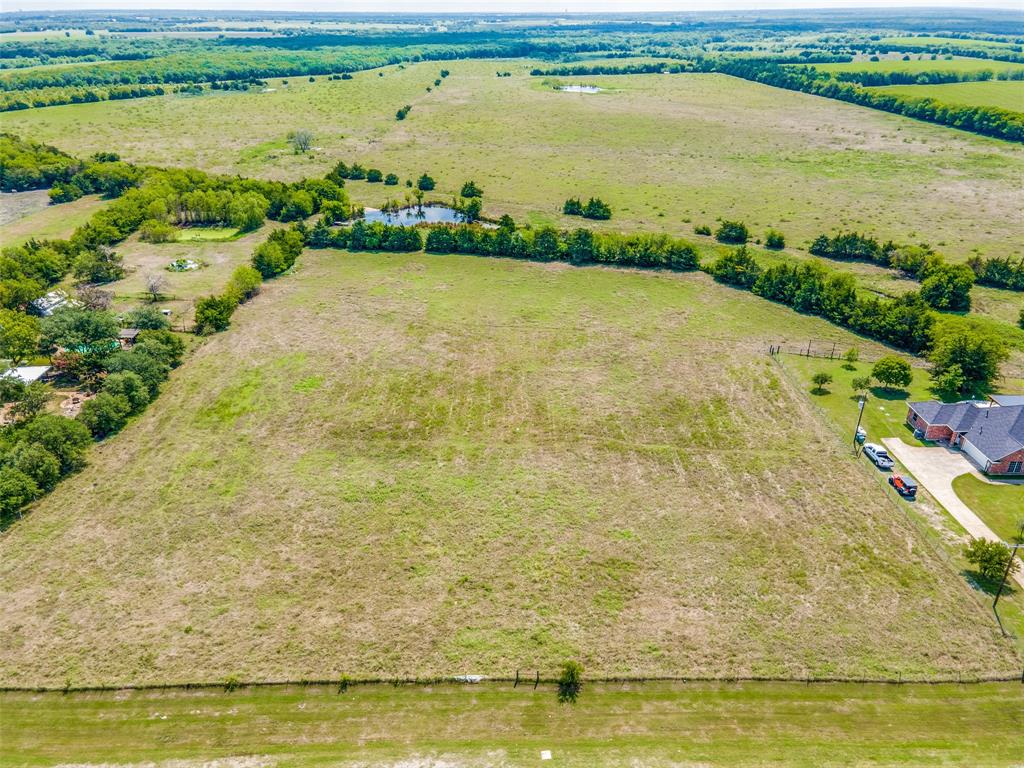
[357,205,495,228]
[558,85,602,93]
[360,205,467,226]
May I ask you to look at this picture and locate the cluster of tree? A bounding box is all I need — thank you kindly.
[193,263,265,334]
[846,40,1024,66]
[563,197,612,220]
[326,159,407,189]
[966,254,1024,291]
[810,232,976,311]
[0,83,169,112]
[309,219,424,252]
[0,305,186,516]
[709,247,934,353]
[828,68,1006,87]
[0,132,82,191]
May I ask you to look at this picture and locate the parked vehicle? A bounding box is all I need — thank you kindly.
[888,474,918,498]
[862,443,894,470]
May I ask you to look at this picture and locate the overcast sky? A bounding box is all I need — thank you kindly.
[4,1,1022,14]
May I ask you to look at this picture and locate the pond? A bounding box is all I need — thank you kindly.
[558,85,602,93]
[360,205,468,226]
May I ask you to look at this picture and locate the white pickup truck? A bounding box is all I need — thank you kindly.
[862,443,894,470]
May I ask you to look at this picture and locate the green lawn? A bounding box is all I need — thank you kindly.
[2,250,1016,688]
[952,474,1024,543]
[3,59,1022,263]
[2,681,1022,767]
[869,81,1024,112]
[175,226,243,242]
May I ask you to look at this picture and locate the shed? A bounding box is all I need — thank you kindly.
[3,366,52,385]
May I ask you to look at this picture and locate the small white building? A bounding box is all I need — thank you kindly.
[31,290,77,317]
[3,366,52,385]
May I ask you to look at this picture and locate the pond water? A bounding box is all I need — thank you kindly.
[360,205,468,226]
[559,85,602,93]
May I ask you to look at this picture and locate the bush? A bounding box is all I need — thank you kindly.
[194,295,236,335]
[102,370,151,413]
[964,538,1019,583]
[460,181,483,198]
[582,198,612,220]
[557,661,583,704]
[0,468,39,515]
[138,219,177,243]
[225,265,263,304]
[122,306,170,330]
[416,173,435,191]
[20,414,92,473]
[7,442,61,492]
[765,229,785,249]
[562,197,583,216]
[694,224,712,236]
[366,169,383,183]
[871,355,912,389]
[384,173,399,186]
[395,105,411,120]
[710,246,762,288]
[79,392,132,437]
[715,220,749,244]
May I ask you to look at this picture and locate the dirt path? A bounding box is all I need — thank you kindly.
[882,438,1024,590]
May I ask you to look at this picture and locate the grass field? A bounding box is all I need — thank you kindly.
[1,249,1018,688]
[175,226,244,242]
[0,193,106,246]
[809,56,1024,74]
[2,59,1022,262]
[3,681,1023,767]
[952,474,1024,543]
[868,80,1024,112]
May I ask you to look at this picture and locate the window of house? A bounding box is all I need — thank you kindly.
[911,413,918,423]
[1009,461,1023,474]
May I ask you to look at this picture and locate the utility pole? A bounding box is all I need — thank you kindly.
[853,394,867,455]
[992,522,1024,611]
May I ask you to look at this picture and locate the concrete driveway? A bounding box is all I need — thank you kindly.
[882,438,1024,589]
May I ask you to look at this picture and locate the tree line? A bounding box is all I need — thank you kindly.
[0,133,82,191]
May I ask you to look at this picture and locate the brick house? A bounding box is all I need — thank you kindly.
[906,399,1024,476]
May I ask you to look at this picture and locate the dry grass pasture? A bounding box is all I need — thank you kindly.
[0,192,106,246]
[0,250,1017,687]
[3,59,1022,261]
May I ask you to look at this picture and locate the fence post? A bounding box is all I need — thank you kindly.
[514,669,519,688]
[534,671,539,689]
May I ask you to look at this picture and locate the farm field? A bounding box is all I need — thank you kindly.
[3,59,1023,262]
[869,81,1024,112]
[3,681,1023,767]
[809,56,1024,74]
[0,192,106,245]
[1,249,1018,687]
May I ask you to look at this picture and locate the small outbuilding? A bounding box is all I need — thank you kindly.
[118,328,141,349]
[2,366,52,385]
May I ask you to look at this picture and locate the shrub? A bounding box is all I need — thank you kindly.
[583,198,612,220]
[416,173,435,191]
[384,173,399,186]
[871,355,912,389]
[366,169,383,183]
[102,370,151,413]
[225,265,263,304]
[851,376,872,394]
[562,197,583,216]
[78,392,132,437]
[842,348,859,369]
[710,246,762,288]
[7,442,61,492]
[715,220,749,244]
[395,105,411,120]
[694,224,712,236]
[0,468,39,515]
[765,229,785,249]
[123,306,170,330]
[964,538,1019,583]
[138,219,177,243]
[460,181,483,198]
[557,661,583,704]
[194,295,236,335]
[21,414,92,473]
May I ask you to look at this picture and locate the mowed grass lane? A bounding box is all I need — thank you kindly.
[3,681,1023,767]
[3,59,1022,262]
[0,250,1016,687]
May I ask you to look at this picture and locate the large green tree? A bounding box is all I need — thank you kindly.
[929,329,1007,396]
[0,308,40,365]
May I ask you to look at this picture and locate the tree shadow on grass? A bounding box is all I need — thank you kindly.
[868,386,909,402]
[962,569,1017,598]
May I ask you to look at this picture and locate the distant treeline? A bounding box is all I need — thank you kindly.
[847,40,1024,65]
[829,68,1024,85]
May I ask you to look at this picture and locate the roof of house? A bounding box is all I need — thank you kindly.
[991,394,1024,407]
[118,328,140,339]
[909,399,1024,462]
[2,366,51,384]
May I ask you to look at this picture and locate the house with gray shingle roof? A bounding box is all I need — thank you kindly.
[906,399,1024,476]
